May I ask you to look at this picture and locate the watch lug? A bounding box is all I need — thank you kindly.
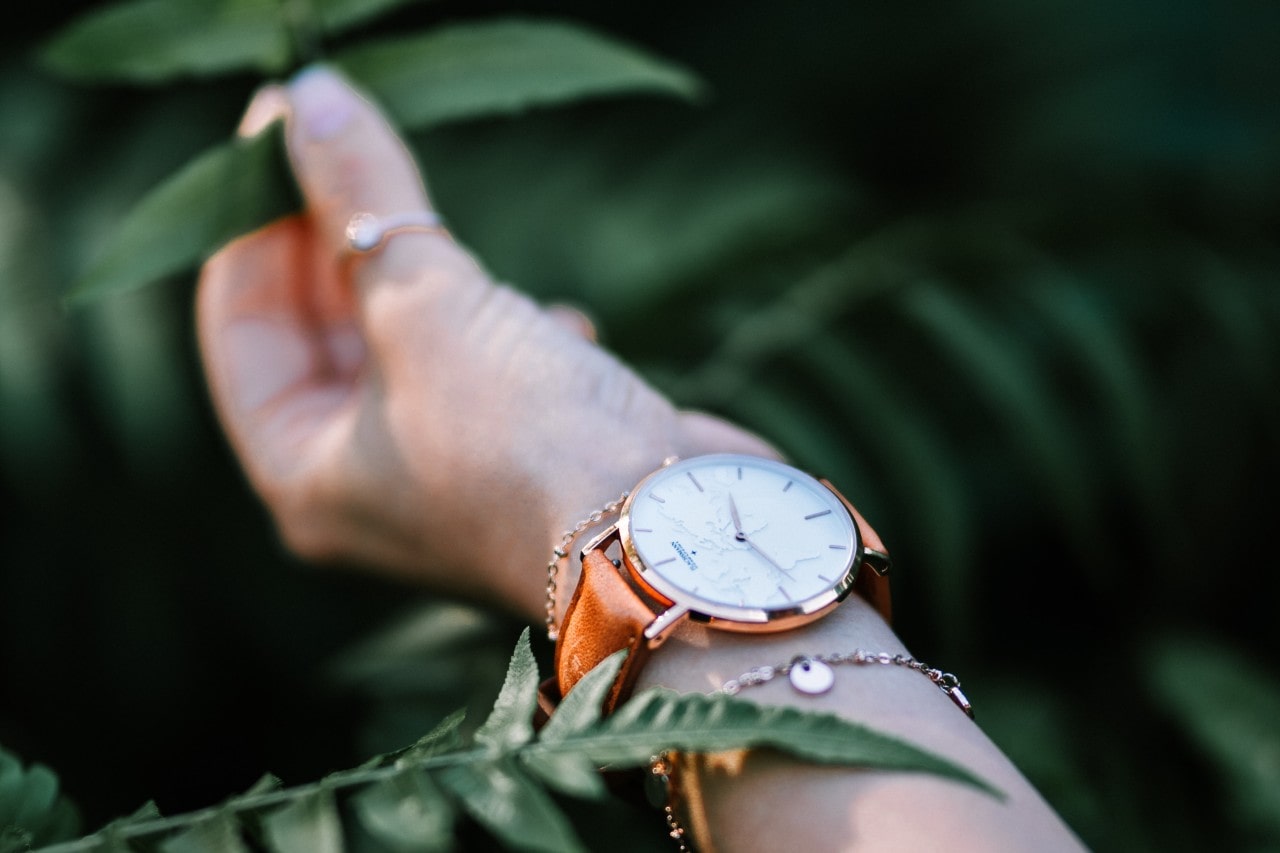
[643,603,690,647]
[862,547,892,577]
[579,523,620,559]
[821,477,890,562]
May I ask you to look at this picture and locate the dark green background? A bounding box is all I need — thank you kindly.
[2,1,1278,850]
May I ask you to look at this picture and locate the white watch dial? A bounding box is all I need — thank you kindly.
[623,454,859,614]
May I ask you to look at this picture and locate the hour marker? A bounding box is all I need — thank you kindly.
[783,480,794,492]
[653,557,677,566]
[649,494,666,504]
[634,527,653,533]
[804,509,832,520]
[828,544,847,550]
[817,573,833,583]
[777,585,793,602]
[687,472,704,492]
[737,467,743,480]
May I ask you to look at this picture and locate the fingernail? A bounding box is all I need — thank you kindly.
[238,84,287,138]
[289,65,357,141]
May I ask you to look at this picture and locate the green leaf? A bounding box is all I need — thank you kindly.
[0,746,81,850]
[522,651,618,798]
[260,788,345,853]
[0,827,33,853]
[44,800,161,852]
[524,650,619,799]
[438,759,585,853]
[352,770,455,853]
[567,144,853,314]
[1022,273,1182,569]
[1146,636,1280,842]
[65,123,299,306]
[473,628,538,753]
[158,809,250,853]
[530,688,1002,799]
[518,753,607,801]
[7,763,57,836]
[40,0,292,82]
[242,773,283,797]
[897,282,1104,588]
[671,240,909,408]
[108,799,162,828]
[400,708,468,763]
[0,749,26,826]
[335,18,704,131]
[315,0,431,35]
[536,649,626,742]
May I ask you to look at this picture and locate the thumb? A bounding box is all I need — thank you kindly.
[284,65,479,287]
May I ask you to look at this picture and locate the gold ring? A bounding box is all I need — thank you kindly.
[345,211,447,252]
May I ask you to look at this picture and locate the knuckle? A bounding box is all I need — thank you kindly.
[361,251,492,340]
[259,478,344,563]
[276,508,342,562]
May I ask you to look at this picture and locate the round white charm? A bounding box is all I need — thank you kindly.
[788,658,835,694]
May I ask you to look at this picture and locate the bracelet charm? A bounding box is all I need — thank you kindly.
[788,657,836,694]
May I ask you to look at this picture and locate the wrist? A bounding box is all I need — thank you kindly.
[473,432,682,625]
[535,443,681,629]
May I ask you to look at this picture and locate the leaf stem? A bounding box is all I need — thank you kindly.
[41,748,489,851]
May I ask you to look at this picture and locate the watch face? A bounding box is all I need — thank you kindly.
[619,454,861,624]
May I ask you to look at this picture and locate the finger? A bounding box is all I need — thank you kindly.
[198,215,363,487]
[284,65,483,288]
[198,218,310,473]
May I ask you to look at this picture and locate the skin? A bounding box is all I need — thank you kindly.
[197,66,1087,852]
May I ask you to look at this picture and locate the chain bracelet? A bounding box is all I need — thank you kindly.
[649,755,691,852]
[544,490,629,641]
[722,649,974,718]
[650,649,973,853]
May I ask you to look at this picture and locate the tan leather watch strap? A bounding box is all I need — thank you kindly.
[554,548,658,713]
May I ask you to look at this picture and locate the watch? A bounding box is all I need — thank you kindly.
[553,453,892,712]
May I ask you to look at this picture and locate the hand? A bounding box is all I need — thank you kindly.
[196,66,778,619]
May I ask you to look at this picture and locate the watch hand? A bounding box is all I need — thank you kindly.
[728,491,795,580]
[743,537,795,581]
[728,492,744,536]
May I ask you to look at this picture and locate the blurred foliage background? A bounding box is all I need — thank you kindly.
[2,0,1279,850]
